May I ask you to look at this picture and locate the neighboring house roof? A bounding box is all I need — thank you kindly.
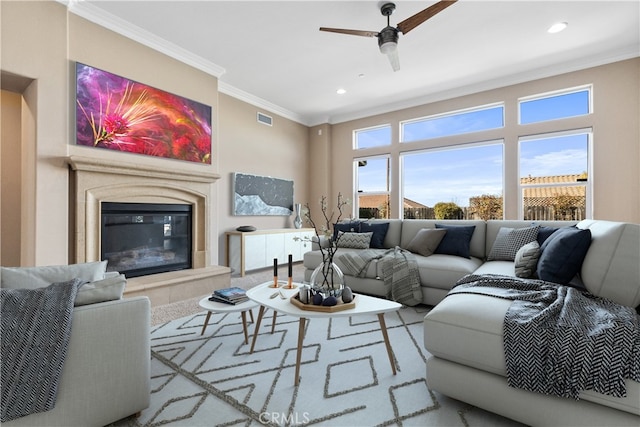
[403,198,429,209]
[522,174,586,207]
[358,195,429,210]
[358,194,389,209]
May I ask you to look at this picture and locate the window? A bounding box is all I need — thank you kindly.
[354,125,391,149]
[519,130,591,220]
[401,143,504,219]
[349,85,594,221]
[401,104,504,142]
[519,87,590,124]
[355,156,390,219]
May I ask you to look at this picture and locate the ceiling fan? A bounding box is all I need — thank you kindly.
[320,1,458,72]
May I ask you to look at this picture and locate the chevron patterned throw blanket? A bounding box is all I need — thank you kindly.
[450,274,640,400]
[339,247,422,306]
[1,279,85,422]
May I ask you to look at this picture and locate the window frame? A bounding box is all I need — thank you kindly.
[518,85,592,125]
[517,128,593,220]
[399,102,504,143]
[354,154,391,219]
[353,124,392,150]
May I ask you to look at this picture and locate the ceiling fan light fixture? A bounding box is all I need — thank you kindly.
[384,47,401,72]
[379,40,397,55]
[378,26,400,71]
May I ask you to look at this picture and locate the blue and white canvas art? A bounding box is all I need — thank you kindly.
[233,173,293,216]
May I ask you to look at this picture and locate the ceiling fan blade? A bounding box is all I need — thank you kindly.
[396,0,458,35]
[319,27,378,38]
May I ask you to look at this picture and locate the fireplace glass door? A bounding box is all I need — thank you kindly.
[101,202,192,278]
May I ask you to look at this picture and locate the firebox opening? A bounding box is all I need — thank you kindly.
[101,202,192,278]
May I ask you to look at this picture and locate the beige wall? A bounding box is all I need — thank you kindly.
[1,0,68,265]
[217,94,310,265]
[1,90,22,266]
[327,58,640,223]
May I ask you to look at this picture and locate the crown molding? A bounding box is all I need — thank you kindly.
[64,0,225,78]
[218,82,310,126]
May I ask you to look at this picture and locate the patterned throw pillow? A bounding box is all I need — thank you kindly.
[487,225,540,261]
[514,241,541,278]
[336,231,373,249]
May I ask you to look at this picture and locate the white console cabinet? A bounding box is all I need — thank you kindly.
[225,228,315,276]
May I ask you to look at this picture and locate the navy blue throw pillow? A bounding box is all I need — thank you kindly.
[359,222,390,249]
[333,221,361,241]
[535,225,559,246]
[434,224,476,259]
[537,226,592,284]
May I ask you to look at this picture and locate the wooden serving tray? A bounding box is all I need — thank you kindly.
[290,293,356,312]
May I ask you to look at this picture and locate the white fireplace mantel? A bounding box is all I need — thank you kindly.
[67,155,229,306]
[68,155,221,184]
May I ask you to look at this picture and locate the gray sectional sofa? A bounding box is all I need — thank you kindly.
[303,218,640,426]
[1,262,151,426]
[304,218,576,306]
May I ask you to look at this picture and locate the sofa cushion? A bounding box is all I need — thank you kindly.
[435,224,476,259]
[514,241,541,278]
[537,227,592,284]
[487,225,539,261]
[473,260,515,276]
[424,293,511,376]
[359,222,389,249]
[404,228,447,257]
[336,231,372,249]
[74,273,126,306]
[415,255,484,290]
[0,261,108,290]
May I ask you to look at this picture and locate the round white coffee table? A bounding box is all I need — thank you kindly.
[246,282,402,385]
[198,296,258,344]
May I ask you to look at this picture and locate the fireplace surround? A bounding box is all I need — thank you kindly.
[68,155,230,305]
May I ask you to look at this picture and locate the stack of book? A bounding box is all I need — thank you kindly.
[208,286,249,305]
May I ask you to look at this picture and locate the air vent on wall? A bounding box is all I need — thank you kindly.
[257,112,273,126]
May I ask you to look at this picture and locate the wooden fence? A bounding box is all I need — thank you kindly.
[362,206,586,221]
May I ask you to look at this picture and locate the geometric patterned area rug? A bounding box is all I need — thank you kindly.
[113,305,524,427]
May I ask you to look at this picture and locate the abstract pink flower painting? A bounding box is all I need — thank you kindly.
[76,63,212,163]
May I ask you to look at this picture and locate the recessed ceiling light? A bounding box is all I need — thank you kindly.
[336,88,346,95]
[548,22,568,34]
